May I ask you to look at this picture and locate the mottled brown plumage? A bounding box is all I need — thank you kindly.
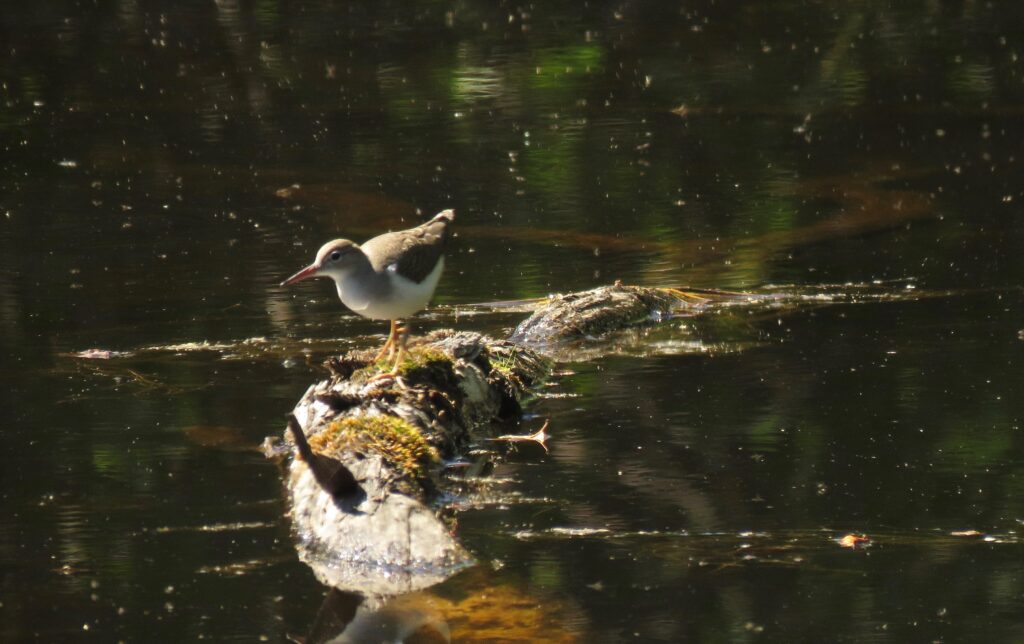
[361,211,454,283]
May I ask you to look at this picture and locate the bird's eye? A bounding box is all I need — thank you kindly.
[330,250,342,261]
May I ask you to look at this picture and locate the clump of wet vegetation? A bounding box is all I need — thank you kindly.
[367,345,453,378]
[330,341,458,381]
[309,414,440,479]
[488,345,523,377]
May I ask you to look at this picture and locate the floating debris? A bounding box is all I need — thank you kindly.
[153,521,273,534]
[196,558,277,576]
[837,534,871,549]
[514,526,612,540]
[488,419,550,453]
[550,526,610,537]
[275,184,301,199]
[67,349,133,360]
[145,340,244,353]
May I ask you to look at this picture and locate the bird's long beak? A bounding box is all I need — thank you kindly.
[280,264,319,287]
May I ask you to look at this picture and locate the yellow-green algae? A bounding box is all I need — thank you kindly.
[489,346,522,377]
[367,345,452,376]
[308,414,440,477]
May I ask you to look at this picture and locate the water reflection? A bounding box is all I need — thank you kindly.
[303,589,446,644]
[303,571,582,643]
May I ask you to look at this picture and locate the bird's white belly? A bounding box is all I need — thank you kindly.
[338,259,444,321]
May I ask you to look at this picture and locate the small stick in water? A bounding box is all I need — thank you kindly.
[488,419,550,453]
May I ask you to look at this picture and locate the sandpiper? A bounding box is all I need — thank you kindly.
[281,209,455,379]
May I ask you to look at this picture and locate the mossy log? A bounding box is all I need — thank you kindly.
[275,330,549,594]
[510,283,724,345]
[272,284,753,593]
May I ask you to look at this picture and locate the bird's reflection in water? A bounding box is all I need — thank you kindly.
[301,589,450,644]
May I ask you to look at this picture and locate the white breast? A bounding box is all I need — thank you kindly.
[337,258,444,321]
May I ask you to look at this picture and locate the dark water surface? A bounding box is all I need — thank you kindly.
[3,1,1024,641]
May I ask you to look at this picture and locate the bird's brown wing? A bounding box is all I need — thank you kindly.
[361,211,454,283]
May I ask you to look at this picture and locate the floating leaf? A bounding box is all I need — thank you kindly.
[838,534,871,549]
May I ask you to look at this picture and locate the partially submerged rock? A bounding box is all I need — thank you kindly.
[279,330,549,594]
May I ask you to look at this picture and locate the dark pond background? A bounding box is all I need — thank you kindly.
[2,1,1024,641]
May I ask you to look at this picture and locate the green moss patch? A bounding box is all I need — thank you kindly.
[309,414,440,477]
[366,345,452,376]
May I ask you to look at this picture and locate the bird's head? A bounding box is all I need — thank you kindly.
[280,239,364,286]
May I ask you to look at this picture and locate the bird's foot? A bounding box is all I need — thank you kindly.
[367,371,407,389]
[368,370,397,382]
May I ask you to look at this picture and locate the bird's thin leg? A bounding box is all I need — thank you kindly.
[372,320,397,363]
[389,323,410,373]
[389,319,406,358]
[368,322,409,383]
